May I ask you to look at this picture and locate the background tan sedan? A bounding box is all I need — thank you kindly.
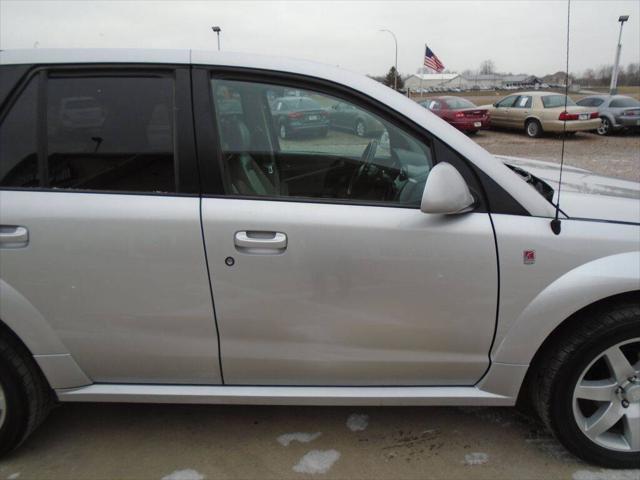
[483,91,601,138]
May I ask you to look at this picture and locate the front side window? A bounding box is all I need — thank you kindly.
[496,95,518,108]
[211,78,433,206]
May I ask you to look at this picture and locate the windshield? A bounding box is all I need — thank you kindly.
[541,94,576,108]
[444,98,476,109]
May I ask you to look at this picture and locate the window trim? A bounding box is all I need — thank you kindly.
[0,64,200,196]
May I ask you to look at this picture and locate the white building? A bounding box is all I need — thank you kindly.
[404,73,460,91]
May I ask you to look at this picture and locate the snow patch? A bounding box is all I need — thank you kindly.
[293,449,341,475]
[7,474,20,480]
[277,432,322,447]
[573,470,640,480]
[161,469,205,480]
[346,413,369,432]
[464,452,489,466]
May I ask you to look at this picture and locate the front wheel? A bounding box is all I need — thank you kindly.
[532,302,640,468]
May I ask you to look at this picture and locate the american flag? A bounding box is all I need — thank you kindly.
[424,45,445,73]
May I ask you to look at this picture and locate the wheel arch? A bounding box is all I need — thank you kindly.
[0,279,90,389]
[493,251,640,367]
[516,289,640,409]
[524,116,542,129]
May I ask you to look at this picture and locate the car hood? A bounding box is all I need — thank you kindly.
[497,155,640,224]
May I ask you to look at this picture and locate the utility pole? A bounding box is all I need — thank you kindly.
[212,26,222,51]
[610,15,629,95]
[380,29,398,90]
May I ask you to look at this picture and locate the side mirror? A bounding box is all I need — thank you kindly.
[421,163,475,215]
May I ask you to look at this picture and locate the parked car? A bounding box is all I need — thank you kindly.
[483,92,601,138]
[271,96,329,139]
[329,101,384,137]
[420,96,490,134]
[0,49,639,468]
[576,95,640,135]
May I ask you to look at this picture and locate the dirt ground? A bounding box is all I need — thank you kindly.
[473,129,640,182]
[3,403,636,480]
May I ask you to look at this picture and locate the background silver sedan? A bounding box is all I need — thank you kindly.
[576,94,640,135]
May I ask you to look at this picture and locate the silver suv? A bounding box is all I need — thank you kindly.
[0,49,638,468]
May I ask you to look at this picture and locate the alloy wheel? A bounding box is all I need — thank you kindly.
[279,124,287,139]
[526,121,539,137]
[572,338,640,452]
[597,118,610,135]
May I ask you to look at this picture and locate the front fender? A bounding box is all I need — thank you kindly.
[492,251,640,365]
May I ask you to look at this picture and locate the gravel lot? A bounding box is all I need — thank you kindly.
[3,403,637,480]
[474,129,640,183]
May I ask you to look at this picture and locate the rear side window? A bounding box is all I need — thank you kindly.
[46,76,175,192]
[0,72,176,193]
[541,94,576,108]
[0,77,39,187]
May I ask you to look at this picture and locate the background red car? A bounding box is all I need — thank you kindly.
[420,96,490,134]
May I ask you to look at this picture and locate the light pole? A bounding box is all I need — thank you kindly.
[380,29,398,90]
[609,15,629,95]
[212,26,222,51]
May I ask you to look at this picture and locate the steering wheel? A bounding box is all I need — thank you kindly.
[346,139,379,197]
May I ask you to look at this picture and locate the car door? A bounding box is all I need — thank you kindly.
[194,70,498,386]
[510,95,533,128]
[0,66,222,384]
[491,95,518,127]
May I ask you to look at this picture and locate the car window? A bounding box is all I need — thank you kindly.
[541,94,576,108]
[427,100,440,110]
[210,78,433,206]
[609,97,640,108]
[496,95,518,108]
[592,98,604,107]
[1,74,177,193]
[514,96,532,108]
[577,98,595,107]
[45,76,175,192]
[444,98,475,109]
[0,77,39,187]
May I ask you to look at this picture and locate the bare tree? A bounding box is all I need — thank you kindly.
[479,60,496,75]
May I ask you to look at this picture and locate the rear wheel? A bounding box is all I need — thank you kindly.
[355,120,366,137]
[525,119,543,138]
[532,302,640,468]
[0,332,53,457]
[597,117,612,136]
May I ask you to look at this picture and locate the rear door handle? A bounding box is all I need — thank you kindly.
[0,226,29,248]
[234,231,287,253]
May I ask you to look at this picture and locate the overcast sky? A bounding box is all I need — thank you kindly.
[1,0,639,77]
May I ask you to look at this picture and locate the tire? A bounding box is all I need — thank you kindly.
[354,120,366,137]
[525,119,543,138]
[278,122,288,140]
[597,117,612,136]
[531,302,640,468]
[0,331,54,457]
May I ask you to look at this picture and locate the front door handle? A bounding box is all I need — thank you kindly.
[0,226,29,248]
[234,231,287,253]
